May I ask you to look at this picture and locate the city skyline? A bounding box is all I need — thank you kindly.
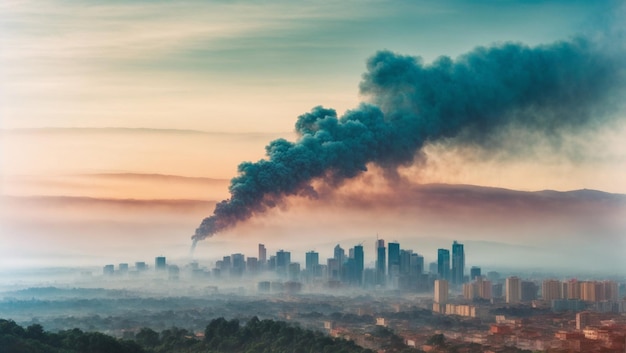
[1,1,625,273]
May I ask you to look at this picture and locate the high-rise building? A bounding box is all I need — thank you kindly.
[103,264,114,275]
[375,239,386,286]
[267,256,276,271]
[462,282,475,300]
[521,281,538,301]
[477,276,492,300]
[470,266,481,280]
[155,256,167,271]
[505,276,521,304]
[353,245,364,285]
[258,244,267,264]
[542,280,563,301]
[437,249,450,281]
[492,283,503,298]
[118,263,129,272]
[388,242,400,278]
[429,262,438,274]
[306,251,319,272]
[231,253,245,276]
[221,256,232,271]
[465,276,492,300]
[288,263,300,281]
[276,250,290,276]
[327,258,340,280]
[567,279,581,299]
[135,262,146,271]
[399,249,412,275]
[410,253,424,275]
[603,281,618,301]
[333,245,345,280]
[434,279,449,304]
[334,245,345,265]
[246,257,259,274]
[451,241,465,285]
[580,281,605,302]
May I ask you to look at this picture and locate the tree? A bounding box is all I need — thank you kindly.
[25,324,45,341]
[135,328,159,348]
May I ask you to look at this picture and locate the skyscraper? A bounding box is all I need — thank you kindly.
[521,281,538,301]
[135,262,146,271]
[305,251,319,272]
[437,249,450,281]
[433,279,449,314]
[434,279,449,304]
[375,239,386,286]
[506,276,521,304]
[155,256,166,271]
[476,276,492,299]
[103,264,114,275]
[410,253,424,275]
[276,250,290,276]
[231,253,245,276]
[604,281,618,301]
[451,241,465,285]
[542,279,562,301]
[388,242,400,279]
[258,244,267,264]
[353,245,364,285]
[333,245,345,280]
[334,244,345,265]
[327,258,340,280]
[399,249,412,275]
[470,266,481,280]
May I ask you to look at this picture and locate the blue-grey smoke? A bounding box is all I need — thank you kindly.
[192,36,624,244]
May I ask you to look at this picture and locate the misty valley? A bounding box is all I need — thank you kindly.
[2,261,625,353]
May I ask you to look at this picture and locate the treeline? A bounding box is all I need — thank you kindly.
[0,317,374,353]
[0,319,143,353]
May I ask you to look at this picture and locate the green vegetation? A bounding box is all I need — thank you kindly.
[0,317,374,353]
[0,319,144,353]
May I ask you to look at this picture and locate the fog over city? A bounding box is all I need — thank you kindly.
[1,1,626,352]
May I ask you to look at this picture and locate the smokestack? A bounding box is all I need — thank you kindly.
[192,36,624,244]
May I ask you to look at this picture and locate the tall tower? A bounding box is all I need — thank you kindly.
[451,241,465,285]
[353,245,364,285]
[437,249,450,281]
[399,249,412,275]
[276,250,290,277]
[388,242,400,279]
[231,253,245,276]
[306,251,319,272]
[375,239,386,286]
[506,276,521,304]
[333,245,345,280]
[542,279,562,301]
[433,279,449,314]
[258,244,267,264]
[334,244,345,265]
[410,253,424,275]
[434,279,449,303]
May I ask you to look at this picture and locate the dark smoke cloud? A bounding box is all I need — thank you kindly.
[192,36,625,246]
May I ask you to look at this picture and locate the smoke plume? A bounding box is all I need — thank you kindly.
[192,36,625,246]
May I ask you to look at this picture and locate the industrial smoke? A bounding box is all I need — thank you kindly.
[192,37,624,248]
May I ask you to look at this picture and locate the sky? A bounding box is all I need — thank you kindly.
[1,0,625,273]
